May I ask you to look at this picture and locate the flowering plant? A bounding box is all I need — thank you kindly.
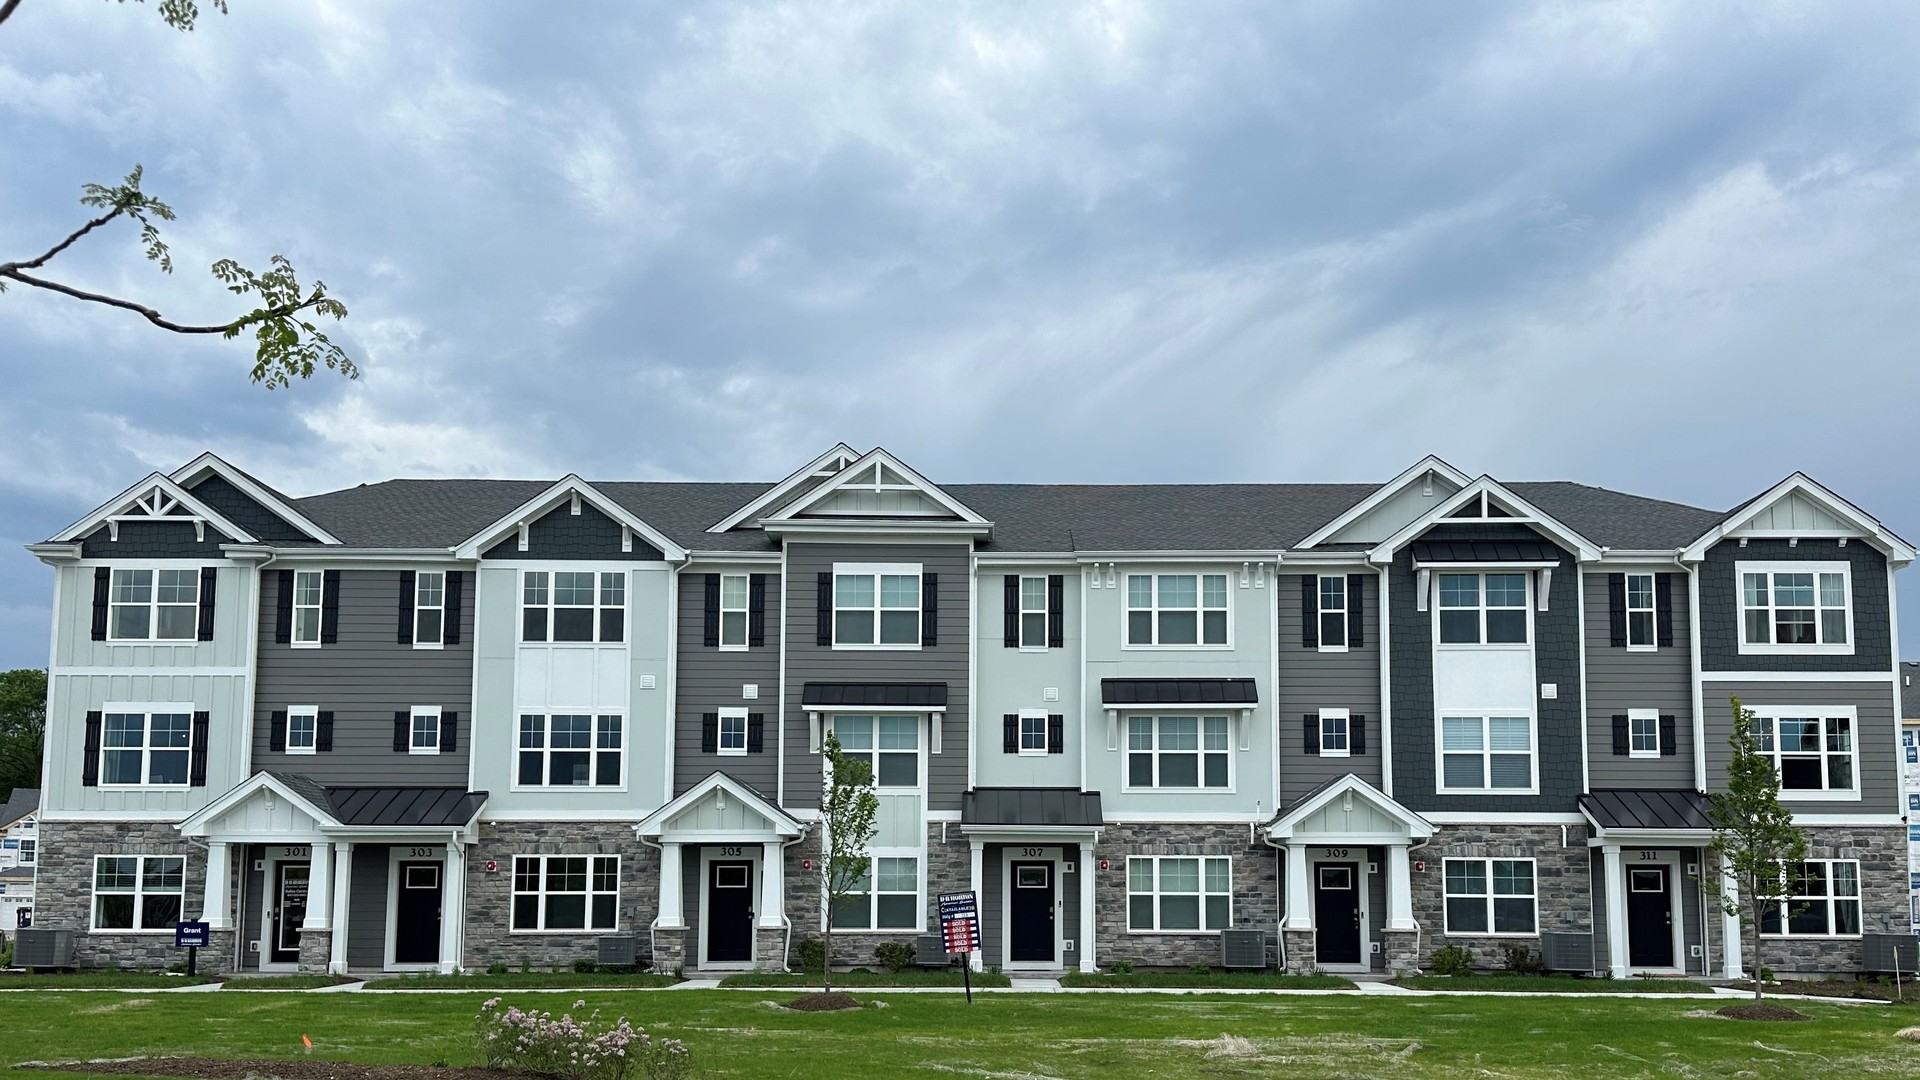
[474,998,691,1080]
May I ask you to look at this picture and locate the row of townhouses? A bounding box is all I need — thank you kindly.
[22,446,1913,979]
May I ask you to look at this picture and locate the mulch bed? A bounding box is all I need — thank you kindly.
[17,1058,548,1080]
[785,992,861,1012]
[1716,1003,1810,1021]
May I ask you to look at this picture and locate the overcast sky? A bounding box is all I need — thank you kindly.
[3,1,1919,668]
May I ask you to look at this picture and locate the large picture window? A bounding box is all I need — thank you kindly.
[1761,860,1860,937]
[1439,715,1534,792]
[1749,710,1854,795]
[101,709,192,786]
[1739,563,1850,652]
[92,855,185,932]
[1127,856,1231,931]
[1437,572,1528,644]
[109,568,199,641]
[511,855,618,931]
[831,855,919,930]
[833,567,921,647]
[1125,573,1229,646]
[521,570,626,643]
[1443,858,1536,935]
[1126,715,1231,789]
[833,715,919,786]
[517,714,623,786]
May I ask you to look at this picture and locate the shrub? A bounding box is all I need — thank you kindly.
[475,998,690,1080]
[1428,945,1474,976]
[487,962,509,976]
[1109,961,1135,975]
[797,938,827,973]
[1188,963,1213,976]
[573,959,598,974]
[1501,945,1544,976]
[874,943,916,973]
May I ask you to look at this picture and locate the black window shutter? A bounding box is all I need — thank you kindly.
[270,710,288,752]
[189,711,209,787]
[1047,575,1065,648]
[921,572,938,646]
[748,574,767,647]
[1655,574,1675,648]
[82,710,102,786]
[1047,714,1064,755]
[90,567,110,640]
[445,571,463,646]
[1611,715,1630,756]
[1301,575,1319,648]
[320,569,342,644]
[275,569,294,644]
[702,713,719,754]
[703,574,721,647]
[316,711,334,752]
[747,713,765,753]
[1607,573,1627,648]
[1347,574,1365,648]
[1659,715,1677,757]
[1003,575,1020,648]
[397,570,416,645]
[197,567,218,641]
[393,711,409,752]
[1352,715,1367,755]
[816,572,832,646]
[1304,714,1319,755]
[1002,715,1018,754]
[440,711,459,753]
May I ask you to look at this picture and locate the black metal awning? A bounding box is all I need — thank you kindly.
[1580,789,1714,832]
[1410,539,1559,563]
[1100,678,1259,706]
[961,787,1104,827]
[265,772,488,828]
[801,682,949,707]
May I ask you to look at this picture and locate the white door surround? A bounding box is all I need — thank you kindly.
[697,846,762,971]
[999,845,1066,972]
[1619,847,1686,976]
[1308,849,1373,974]
[383,843,447,972]
[258,843,312,972]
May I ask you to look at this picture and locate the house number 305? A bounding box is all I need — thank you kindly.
[719,846,742,856]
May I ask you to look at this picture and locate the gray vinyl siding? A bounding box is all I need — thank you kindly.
[782,543,972,810]
[981,853,1004,969]
[1697,538,1892,673]
[1275,572,1383,795]
[1585,569,1695,789]
[1701,680,1901,815]
[481,502,663,561]
[254,567,473,785]
[674,568,781,797]
[348,845,390,969]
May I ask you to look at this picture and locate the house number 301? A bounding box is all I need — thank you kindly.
[1323,848,1349,858]
[719,846,742,856]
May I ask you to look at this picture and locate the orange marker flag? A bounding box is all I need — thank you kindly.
[302,1035,313,1055]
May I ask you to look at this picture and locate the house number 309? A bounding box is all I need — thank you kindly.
[1323,848,1349,858]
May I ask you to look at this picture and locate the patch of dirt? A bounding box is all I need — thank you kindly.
[17,1059,546,1080]
[785,992,861,1012]
[1896,1026,1920,1043]
[1716,1003,1811,1022]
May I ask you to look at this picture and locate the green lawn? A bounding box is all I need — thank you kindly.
[719,969,1012,987]
[220,975,359,990]
[1060,971,1355,990]
[362,971,677,990]
[1394,974,1712,994]
[0,971,217,989]
[0,989,1915,1078]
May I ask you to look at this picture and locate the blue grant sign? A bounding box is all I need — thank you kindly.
[175,920,211,949]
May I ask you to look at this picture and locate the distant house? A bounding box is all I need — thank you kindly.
[0,788,37,932]
[1903,664,1919,932]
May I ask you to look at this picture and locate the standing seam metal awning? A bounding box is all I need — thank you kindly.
[1410,539,1559,562]
[801,682,948,707]
[1100,678,1258,705]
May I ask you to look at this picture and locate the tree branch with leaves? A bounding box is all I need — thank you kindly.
[816,731,879,993]
[1704,695,1807,1003]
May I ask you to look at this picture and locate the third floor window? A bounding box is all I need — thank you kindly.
[110,568,198,641]
[1437,572,1527,645]
[1126,573,1228,647]
[1740,563,1850,652]
[522,570,625,643]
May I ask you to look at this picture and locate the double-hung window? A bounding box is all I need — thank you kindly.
[1019,576,1048,648]
[1125,573,1228,646]
[1740,563,1851,652]
[291,569,324,646]
[517,714,622,786]
[109,568,199,641]
[511,855,619,931]
[1319,576,1348,649]
[1319,707,1350,757]
[286,705,318,755]
[833,715,920,786]
[521,570,626,643]
[1126,715,1230,789]
[1439,715,1534,792]
[1625,573,1656,649]
[1127,856,1231,931]
[834,567,920,647]
[1437,572,1527,644]
[1443,858,1536,934]
[1761,860,1860,936]
[831,856,920,930]
[414,571,446,647]
[410,706,441,755]
[1749,710,1854,795]
[92,855,184,931]
[17,838,34,865]
[101,709,191,786]
[719,574,749,649]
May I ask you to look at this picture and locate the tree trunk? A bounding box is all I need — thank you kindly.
[822,921,833,992]
[1748,896,1763,1003]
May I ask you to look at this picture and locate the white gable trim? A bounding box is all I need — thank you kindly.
[633,772,804,840]
[1265,774,1433,841]
[1297,455,1473,549]
[171,452,341,545]
[51,472,259,546]
[451,475,688,561]
[762,446,990,526]
[1365,475,1603,564]
[1682,473,1915,565]
[707,443,861,534]
[177,772,341,838]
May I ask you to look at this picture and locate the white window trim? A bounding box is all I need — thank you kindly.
[1318,575,1349,653]
[718,706,749,757]
[1433,571,1532,649]
[518,568,628,645]
[1736,560,1855,656]
[830,714,925,789]
[1625,572,1657,652]
[1319,707,1351,758]
[291,568,324,648]
[1018,709,1048,756]
[509,853,621,934]
[719,573,750,651]
[830,562,922,651]
[17,838,34,865]
[1435,714,1540,796]
[285,705,319,756]
[1125,854,1233,934]
[1121,571,1233,650]
[1761,858,1862,939]
[1122,713,1236,793]
[409,705,442,755]
[413,571,446,650]
[1748,705,1861,802]
[1018,575,1050,652]
[97,704,194,789]
[105,564,202,644]
[90,854,186,934]
[1627,707,1661,760]
[1441,857,1538,937]
[832,850,925,933]
[512,712,627,791]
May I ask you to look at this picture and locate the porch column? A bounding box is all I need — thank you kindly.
[968,839,984,972]
[758,842,785,928]
[328,843,352,974]
[1077,841,1096,973]
[1601,844,1628,979]
[657,843,686,929]
[438,844,466,975]
[1384,843,1415,930]
[1285,843,1313,929]
[303,841,333,931]
[203,842,232,929]
[1719,852,1745,979]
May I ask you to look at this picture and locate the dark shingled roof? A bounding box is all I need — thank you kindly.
[1101,678,1260,705]
[264,773,487,828]
[801,682,949,708]
[0,787,38,828]
[961,787,1104,827]
[1580,789,1715,832]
